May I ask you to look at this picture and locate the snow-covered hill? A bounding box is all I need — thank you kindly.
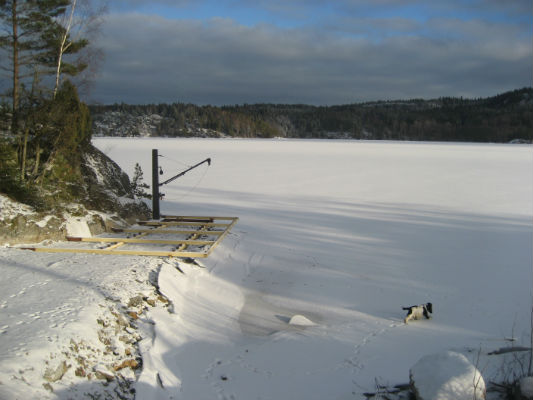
[92,110,229,138]
[1,138,532,399]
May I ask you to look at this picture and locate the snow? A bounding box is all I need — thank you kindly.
[520,376,533,398]
[289,314,316,326]
[1,138,532,399]
[410,351,486,400]
[0,195,35,219]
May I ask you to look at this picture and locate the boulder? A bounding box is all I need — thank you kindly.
[43,360,70,382]
[410,351,486,400]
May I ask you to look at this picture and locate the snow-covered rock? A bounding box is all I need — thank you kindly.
[410,351,486,400]
[0,144,150,244]
[288,314,316,326]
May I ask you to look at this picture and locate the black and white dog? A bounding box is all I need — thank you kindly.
[402,303,432,323]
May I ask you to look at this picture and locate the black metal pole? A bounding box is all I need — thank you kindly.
[152,149,160,220]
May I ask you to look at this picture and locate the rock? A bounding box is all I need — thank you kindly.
[81,144,150,221]
[128,295,144,308]
[0,211,66,244]
[145,298,156,307]
[113,359,139,371]
[114,312,130,328]
[410,351,486,400]
[43,382,54,392]
[43,360,70,382]
[94,366,115,382]
[86,214,107,235]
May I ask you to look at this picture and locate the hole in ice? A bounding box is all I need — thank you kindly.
[275,315,290,323]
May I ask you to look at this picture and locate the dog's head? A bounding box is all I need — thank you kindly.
[425,303,433,313]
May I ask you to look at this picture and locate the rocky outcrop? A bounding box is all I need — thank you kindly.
[0,144,150,245]
[80,144,150,223]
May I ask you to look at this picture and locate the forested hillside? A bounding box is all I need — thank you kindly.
[90,88,532,143]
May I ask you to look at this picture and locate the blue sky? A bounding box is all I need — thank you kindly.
[87,0,532,105]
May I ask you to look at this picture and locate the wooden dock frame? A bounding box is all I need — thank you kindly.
[21,216,238,258]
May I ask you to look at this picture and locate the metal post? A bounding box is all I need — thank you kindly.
[152,149,160,220]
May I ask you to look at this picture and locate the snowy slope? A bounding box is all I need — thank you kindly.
[1,138,532,399]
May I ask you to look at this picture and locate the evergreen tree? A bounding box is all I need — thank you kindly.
[1,0,105,207]
[0,0,70,136]
[131,162,152,199]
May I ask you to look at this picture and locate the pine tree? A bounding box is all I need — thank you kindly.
[0,0,70,136]
[131,163,152,199]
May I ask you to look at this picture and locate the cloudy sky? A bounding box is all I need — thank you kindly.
[87,0,532,105]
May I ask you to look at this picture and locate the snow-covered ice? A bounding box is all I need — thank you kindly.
[1,138,532,399]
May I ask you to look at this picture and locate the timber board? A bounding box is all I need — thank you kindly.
[18,216,238,258]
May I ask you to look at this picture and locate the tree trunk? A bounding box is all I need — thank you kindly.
[20,125,29,180]
[11,0,19,138]
[33,142,41,177]
[53,0,77,98]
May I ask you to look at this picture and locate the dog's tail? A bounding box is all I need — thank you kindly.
[402,307,411,310]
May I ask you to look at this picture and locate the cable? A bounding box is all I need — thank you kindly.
[159,153,192,169]
[174,162,210,201]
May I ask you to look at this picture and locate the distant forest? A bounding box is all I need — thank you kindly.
[90,88,532,143]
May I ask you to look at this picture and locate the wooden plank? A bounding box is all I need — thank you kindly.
[111,228,224,236]
[139,221,233,228]
[19,217,237,259]
[204,217,239,256]
[67,236,215,246]
[162,217,213,223]
[106,242,125,250]
[174,223,207,253]
[161,215,236,221]
[20,247,208,258]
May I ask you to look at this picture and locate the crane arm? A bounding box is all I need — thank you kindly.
[159,158,211,186]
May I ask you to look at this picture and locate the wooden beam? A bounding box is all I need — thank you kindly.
[204,217,239,256]
[139,221,233,228]
[67,236,215,246]
[161,215,235,221]
[106,242,125,250]
[19,217,237,259]
[21,247,209,258]
[111,228,224,236]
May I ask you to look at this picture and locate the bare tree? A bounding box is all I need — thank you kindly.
[51,0,107,98]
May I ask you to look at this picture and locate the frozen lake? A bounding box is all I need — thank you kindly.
[92,137,532,399]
